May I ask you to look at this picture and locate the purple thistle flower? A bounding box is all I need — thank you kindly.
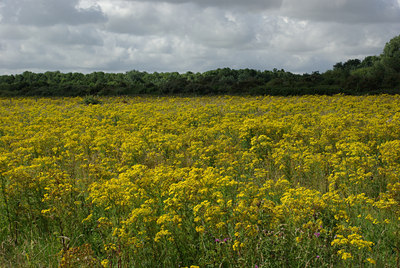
[215,238,220,243]
[314,232,321,238]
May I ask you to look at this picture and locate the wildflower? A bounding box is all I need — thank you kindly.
[101,259,109,267]
[232,241,241,251]
[3,95,400,267]
[342,252,352,260]
[195,226,205,233]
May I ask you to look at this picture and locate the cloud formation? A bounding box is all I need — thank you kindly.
[123,0,283,11]
[2,0,106,26]
[0,0,399,74]
[282,0,400,23]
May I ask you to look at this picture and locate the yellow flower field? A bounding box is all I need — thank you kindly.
[0,95,399,267]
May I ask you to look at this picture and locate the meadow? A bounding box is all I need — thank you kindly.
[0,95,399,267]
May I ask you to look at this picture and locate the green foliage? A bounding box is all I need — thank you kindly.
[0,35,400,96]
[82,95,102,105]
[381,35,400,72]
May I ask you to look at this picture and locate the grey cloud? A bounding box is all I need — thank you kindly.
[122,0,282,11]
[0,43,64,71]
[105,2,182,35]
[282,0,400,23]
[0,23,104,46]
[256,16,400,72]
[0,37,106,73]
[104,2,257,49]
[1,0,107,26]
[187,9,256,48]
[0,25,28,40]
[43,26,104,46]
[1,0,400,75]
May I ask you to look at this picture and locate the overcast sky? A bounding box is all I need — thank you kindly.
[0,0,399,74]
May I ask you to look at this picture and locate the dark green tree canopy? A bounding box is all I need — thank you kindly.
[0,35,399,97]
[381,35,400,72]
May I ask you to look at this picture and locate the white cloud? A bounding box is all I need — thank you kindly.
[0,0,399,74]
[103,1,183,36]
[187,9,256,48]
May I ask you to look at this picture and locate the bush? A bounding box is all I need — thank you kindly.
[82,95,102,105]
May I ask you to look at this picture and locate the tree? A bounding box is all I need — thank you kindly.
[360,56,380,68]
[381,35,400,72]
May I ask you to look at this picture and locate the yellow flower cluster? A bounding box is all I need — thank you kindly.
[0,95,400,266]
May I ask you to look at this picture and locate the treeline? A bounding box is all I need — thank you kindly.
[1,35,399,96]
